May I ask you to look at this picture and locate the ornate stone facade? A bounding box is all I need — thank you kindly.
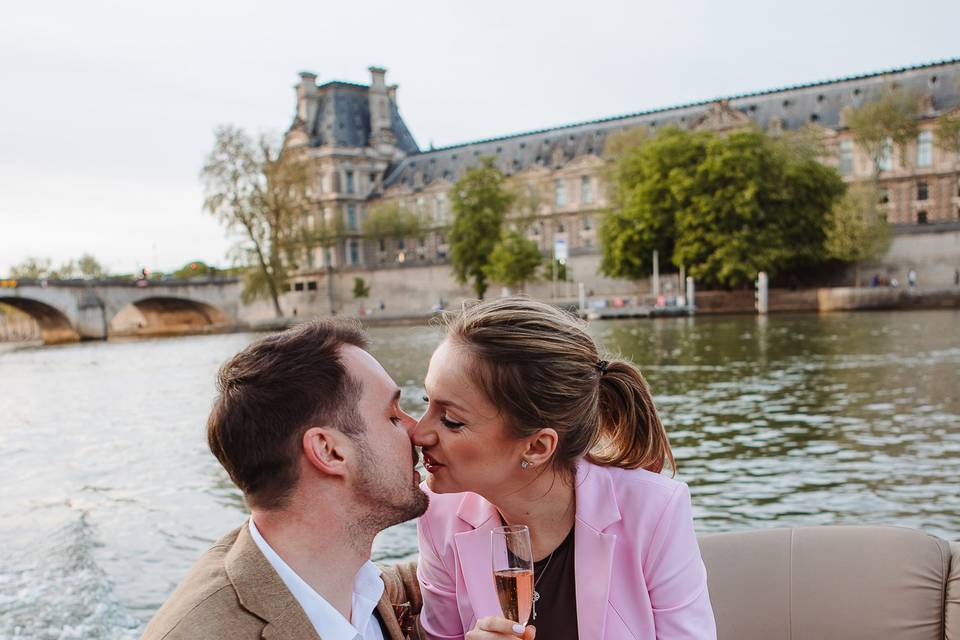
[283,60,960,284]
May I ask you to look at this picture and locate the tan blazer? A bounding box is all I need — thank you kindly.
[142,523,418,640]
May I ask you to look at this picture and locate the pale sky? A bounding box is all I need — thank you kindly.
[1,0,958,276]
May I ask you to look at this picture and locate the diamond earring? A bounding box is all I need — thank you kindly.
[520,460,530,469]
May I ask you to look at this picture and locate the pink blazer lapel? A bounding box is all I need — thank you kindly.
[573,462,621,639]
[454,492,503,626]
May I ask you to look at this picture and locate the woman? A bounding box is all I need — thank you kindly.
[411,298,716,640]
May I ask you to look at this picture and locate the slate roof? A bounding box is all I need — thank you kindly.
[299,81,420,155]
[382,58,960,191]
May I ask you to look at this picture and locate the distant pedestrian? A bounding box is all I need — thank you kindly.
[907,270,917,288]
[954,268,959,286]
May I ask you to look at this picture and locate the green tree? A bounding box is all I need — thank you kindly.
[601,127,845,289]
[352,277,371,299]
[485,230,542,291]
[9,257,53,279]
[599,127,710,280]
[449,158,515,298]
[173,260,213,279]
[543,258,570,282]
[7,255,107,280]
[201,126,314,316]
[673,130,845,288]
[846,89,920,179]
[76,254,107,279]
[936,109,960,161]
[826,183,892,286]
[363,201,427,241]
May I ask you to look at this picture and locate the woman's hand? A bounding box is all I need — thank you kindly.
[465,616,536,640]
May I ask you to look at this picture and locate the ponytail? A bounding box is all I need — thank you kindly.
[443,297,676,478]
[588,361,675,475]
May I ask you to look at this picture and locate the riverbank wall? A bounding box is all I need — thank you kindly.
[692,286,960,315]
[256,226,960,324]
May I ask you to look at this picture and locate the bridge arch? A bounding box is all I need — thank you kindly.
[109,297,230,338]
[0,297,79,344]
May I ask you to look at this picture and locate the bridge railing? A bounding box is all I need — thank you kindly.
[1,276,240,289]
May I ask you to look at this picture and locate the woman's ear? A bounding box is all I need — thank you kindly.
[302,427,349,478]
[522,428,559,469]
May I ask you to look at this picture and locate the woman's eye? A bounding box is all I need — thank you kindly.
[440,416,465,430]
[390,416,402,426]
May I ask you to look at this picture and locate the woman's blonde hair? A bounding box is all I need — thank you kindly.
[441,297,675,476]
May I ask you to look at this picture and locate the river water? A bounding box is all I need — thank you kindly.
[1,310,958,639]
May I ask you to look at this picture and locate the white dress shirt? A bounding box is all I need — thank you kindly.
[249,518,386,640]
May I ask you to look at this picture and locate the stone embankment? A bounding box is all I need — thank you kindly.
[692,286,960,314]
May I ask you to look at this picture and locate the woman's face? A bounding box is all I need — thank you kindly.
[412,339,526,497]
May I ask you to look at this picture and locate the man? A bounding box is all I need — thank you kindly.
[142,320,428,640]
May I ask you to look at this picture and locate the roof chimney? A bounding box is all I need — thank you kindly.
[296,71,319,123]
[369,66,387,91]
[368,66,395,148]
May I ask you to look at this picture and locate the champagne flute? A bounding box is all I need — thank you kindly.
[491,525,534,627]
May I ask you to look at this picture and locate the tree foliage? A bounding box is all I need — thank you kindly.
[352,277,371,299]
[363,201,426,240]
[600,127,709,280]
[173,260,217,279]
[201,125,317,317]
[75,254,107,279]
[936,110,960,159]
[825,183,892,284]
[543,258,570,282]
[600,127,846,289]
[9,257,53,279]
[846,89,920,177]
[448,158,515,298]
[485,230,542,290]
[9,254,107,279]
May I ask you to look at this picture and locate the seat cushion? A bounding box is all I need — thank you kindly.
[947,541,959,640]
[699,526,952,640]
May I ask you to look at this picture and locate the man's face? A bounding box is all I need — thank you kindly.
[339,345,428,530]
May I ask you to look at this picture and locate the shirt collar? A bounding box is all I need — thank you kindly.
[248,518,384,640]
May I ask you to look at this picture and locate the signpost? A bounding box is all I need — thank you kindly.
[552,238,567,299]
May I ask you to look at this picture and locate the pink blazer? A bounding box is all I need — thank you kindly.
[416,460,717,639]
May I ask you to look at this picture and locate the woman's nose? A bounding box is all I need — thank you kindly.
[410,415,438,446]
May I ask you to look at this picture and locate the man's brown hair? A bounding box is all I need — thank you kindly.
[207,319,367,510]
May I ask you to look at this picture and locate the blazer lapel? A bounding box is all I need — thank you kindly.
[224,521,320,640]
[454,492,503,624]
[375,593,407,640]
[573,463,621,640]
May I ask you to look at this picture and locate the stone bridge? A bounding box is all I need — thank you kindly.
[0,278,243,344]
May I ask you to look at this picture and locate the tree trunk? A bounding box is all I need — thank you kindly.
[254,241,283,318]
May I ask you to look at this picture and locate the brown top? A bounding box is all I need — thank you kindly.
[531,528,577,639]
